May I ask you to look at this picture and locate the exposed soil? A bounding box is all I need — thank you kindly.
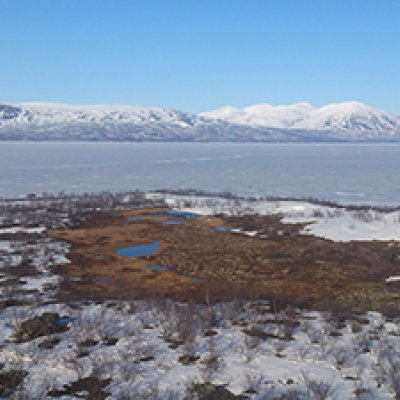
[191,383,249,399]
[15,312,68,343]
[0,370,27,398]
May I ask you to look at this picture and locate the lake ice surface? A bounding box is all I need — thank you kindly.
[0,142,399,205]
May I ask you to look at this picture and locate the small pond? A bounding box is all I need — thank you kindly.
[116,241,160,257]
[161,219,182,225]
[152,210,200,220]
[148,264,174,272]
[214,226,233,232]
[57,316,77,328]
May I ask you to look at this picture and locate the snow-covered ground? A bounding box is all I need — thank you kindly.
[0,236,69,302]
[0,226,46,235]
[161,195,400,242]
[0,300,399,399]
[385,276,400,283]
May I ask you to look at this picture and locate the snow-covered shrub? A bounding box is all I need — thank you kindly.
[301,371,336,400]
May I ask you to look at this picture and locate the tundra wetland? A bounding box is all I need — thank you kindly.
[51,204,400,314]
[1,191,399,399]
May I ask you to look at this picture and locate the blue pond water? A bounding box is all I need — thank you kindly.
[116,241,160,257]
[148,264,173,272]
[152,210,200,219]
[214,226,233,232]
[58,316,77,328]
[161,219,182,225]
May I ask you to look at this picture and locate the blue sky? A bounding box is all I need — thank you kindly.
[1,0,400,114]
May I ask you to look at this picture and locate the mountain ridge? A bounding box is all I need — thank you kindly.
[1,100,400,142]
[200,101,400,136]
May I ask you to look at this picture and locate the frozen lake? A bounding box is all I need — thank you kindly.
[0,142,399,206]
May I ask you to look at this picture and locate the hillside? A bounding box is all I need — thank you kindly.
[201,101,400,140]
[1,101,400,142]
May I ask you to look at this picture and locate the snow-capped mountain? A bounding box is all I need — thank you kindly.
[0,100,399,142]
[201,101,400,138]
[296,102,400,135]
[0,102,238,142]
[200,102,315,129]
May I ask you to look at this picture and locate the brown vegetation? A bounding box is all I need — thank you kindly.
[51,208,400,312]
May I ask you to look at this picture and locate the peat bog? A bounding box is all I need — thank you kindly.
[52,207,400,313]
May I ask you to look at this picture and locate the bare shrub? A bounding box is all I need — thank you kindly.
[132,385,181,400]
[198,303,221,332]
[269,290,286,314]
[217,300,242,326]
[352,210,375,223]
[65,355,86,381]
[349,318,362,333]
[322,302,352,331]
[353,332,372,354]
[107,380,181,400]
[312,209,324,218]
[199,335,224,383]
[255,385,277,399]
[271,339,286,358]
[353,380,376,400]
[329,344,354,369]
[376,341,400,399]
[279,307,298,340]
[75,307,103,342]
[125,299,139,315]
[158,301,200,358]
[303,321,325,344]
[244,372,264,394]
[243,329,263,362]
[157,301,178,340]
[301,371,336,399]
[176,303,199,344]
[3,345,27,373]
[277,386,309,400]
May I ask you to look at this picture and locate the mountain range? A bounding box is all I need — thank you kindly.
[1,100,400,142]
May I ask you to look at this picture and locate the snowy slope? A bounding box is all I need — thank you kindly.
[201,101,400,139]
[297,101,400,137]
[0,102,208,140]
[1,100,400,141]
[0,102,296,142]
[201,102,315,128]
[162,194,400,242]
